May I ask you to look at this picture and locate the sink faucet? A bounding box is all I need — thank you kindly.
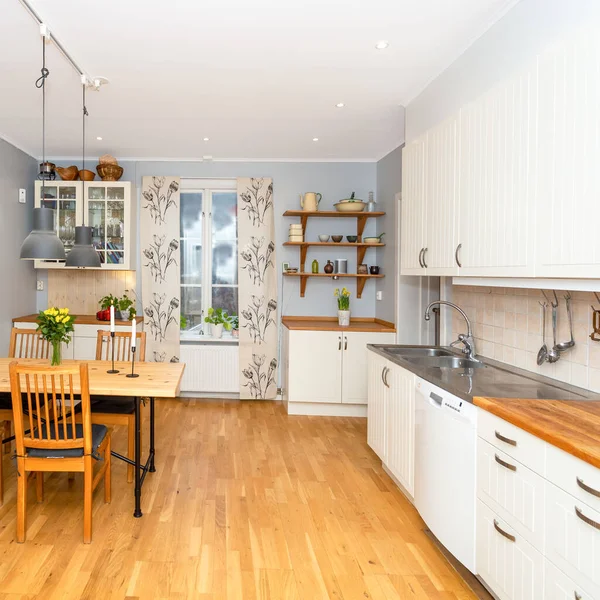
[424,300,477,360]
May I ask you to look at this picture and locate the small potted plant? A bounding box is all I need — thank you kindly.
[36,307,76,366]
[98,294,120,320]
[334,287,351,326]
[230,315,239,338]
[180,315,188,330]
[204,307,232,339]
[117,294,136,321]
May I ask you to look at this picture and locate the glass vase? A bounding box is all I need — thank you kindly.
[51,340,62,366]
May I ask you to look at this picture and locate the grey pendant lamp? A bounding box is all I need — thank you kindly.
[20,35,66,261]
[65,81,101,268]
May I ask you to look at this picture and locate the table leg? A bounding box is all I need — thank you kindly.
[133,396,142,518]
[149,397,156,472]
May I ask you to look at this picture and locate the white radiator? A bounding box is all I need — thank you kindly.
[179,344,239,394]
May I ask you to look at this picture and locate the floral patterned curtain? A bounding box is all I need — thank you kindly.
[238,177,278,399]
[140,176,181,363]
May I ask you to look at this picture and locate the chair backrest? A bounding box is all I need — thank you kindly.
[95,330,146,362]
[9,362,92,457]
[9,328,51,359]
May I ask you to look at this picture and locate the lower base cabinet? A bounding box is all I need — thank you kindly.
[544,560,594,600]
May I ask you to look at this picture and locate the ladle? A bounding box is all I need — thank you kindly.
[556,293,575,352]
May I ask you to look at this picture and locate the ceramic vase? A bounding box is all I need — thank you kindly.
[211,323,224,339]
[338,310,350,327]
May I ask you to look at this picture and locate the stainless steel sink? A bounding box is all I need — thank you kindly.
[383,347,455,358]
[412,356,485,369]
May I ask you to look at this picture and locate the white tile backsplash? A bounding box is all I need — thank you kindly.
[451,286,600,393]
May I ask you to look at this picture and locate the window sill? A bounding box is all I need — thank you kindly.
[180,331,239,344]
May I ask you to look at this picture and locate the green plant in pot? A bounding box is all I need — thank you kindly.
[204,307,232,339]
[36,307,76,366]
[99,293,136,321]
[180,315,188,330]
[230,315,239,338]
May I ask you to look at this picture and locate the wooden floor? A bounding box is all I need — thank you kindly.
[0,400,476,600]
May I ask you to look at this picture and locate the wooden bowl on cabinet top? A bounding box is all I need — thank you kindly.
[79,169,96,181]
[97,163,124,181]
[56,165,79,180]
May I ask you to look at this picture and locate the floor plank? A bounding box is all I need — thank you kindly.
[0,399,477,599]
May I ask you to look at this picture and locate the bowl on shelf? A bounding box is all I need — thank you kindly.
[79,169,96,181]
[97,163,124,181]
[286,267,299,274]
[364,233,385,244]
[334,201,366,213]
[346,235,358,243]
[331,235,343,243]
[318,234,330,242]
[56,165,79,181]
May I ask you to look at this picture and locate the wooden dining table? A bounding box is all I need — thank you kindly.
[0,358,185,518]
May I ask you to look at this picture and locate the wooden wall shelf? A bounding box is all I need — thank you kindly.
[284,209,386,299]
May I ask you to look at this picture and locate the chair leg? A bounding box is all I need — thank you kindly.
[36,472,44,503]
[127,415,134,483]
[3,422,10,455]
[16,460,27,543]
[83,455,93,544]
[68,473,75,482]
[105,434,111,503]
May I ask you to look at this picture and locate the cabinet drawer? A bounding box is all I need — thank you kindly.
[544,560,594,600]
[476,500,544,600]
[545,481,600,598]
[478,410,546,475]
[477,438,546,549]
[546,444,600,514]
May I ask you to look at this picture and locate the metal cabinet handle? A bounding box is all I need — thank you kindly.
[381,367,386,385]
[577,477,600,499]
[344,337,348,350]
[495,454,517,472]
[575,593,582,600]
[383,368,390,388]
[455,243,462,267]
[418,248,424,268]
[338,336,342,350]
[575,506,600,530]
[422,247,428,268]
[494,430,517,447]
[493,519,516,542]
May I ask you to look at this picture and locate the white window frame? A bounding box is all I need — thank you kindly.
[180,178,237,327]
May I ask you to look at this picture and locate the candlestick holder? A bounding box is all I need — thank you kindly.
[107,331,119,374]
[126,345,139,378]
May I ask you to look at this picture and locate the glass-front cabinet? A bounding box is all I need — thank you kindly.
[34,181,135,270]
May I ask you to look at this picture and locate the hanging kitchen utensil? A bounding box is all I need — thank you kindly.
[547,291,560,363]
[537,302,549,366]
[556,292,575,352]
[590,293,600,342]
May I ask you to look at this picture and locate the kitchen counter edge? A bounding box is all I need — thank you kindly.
[283,316,395,333]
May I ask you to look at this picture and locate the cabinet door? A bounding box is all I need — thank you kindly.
[544,560,594,600]
[459,61,537,277]
[367,351,388,461]
[425,114,460,276]
[385,363,415,496]
[476,500,544,600]
[400,136,427,275]
[545,481,600,598]
[341,332,394,404]
[536,32,600,277]
[287,331,342,404]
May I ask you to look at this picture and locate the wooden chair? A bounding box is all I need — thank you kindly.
[90,330,146,483]
[1,329,52,453]
[9,361,111,543]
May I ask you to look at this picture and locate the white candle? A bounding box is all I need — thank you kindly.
[110,305,115,333]
[131,318,137,348]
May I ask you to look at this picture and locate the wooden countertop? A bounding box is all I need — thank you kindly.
[474,396,600,470]
[13,314,144,326]
[282,316,395,333]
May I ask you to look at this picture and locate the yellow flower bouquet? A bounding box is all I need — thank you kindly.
[36,307,76,365]
[334,287,351,310]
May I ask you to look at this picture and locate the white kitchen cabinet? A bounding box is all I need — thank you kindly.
[424,114,461,276]
[476,499,545,600]
[384,363,415,496]
[34,180,135,270]
[536,32,600,278]
[367,351,388,461]
[544,560,594,600]
[401,135,427,275]
[286,329,394,414]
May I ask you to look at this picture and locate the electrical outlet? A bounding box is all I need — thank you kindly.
[18,189,26,203]
[376,291,383,301]
[36,280,44,291]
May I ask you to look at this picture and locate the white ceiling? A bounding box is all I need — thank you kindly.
[0,0,519,161]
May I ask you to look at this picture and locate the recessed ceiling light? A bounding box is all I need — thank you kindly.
[336,103,345,108]
[375,40,389,50]
[312,137,319,142]
[96,136,102,141]
[203,137,209,142]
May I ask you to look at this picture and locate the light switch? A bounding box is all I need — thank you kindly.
[18,189,26,203]
[36,280,44,291]
[376,291,383,301]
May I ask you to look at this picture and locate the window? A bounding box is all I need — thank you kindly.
[180,179,238,330]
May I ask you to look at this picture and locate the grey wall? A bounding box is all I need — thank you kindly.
[406,0,600,141]
[119,160,378,319]
[0,138,38,354]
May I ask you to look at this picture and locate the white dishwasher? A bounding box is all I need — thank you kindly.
[414,377,478,574]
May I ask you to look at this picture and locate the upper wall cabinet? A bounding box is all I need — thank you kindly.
[458,61,538,277]
[34,181,136,271]
[536,32,600,278]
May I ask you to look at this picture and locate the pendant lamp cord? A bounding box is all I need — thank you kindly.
[82,82,88,226]
[36,37,49,197]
